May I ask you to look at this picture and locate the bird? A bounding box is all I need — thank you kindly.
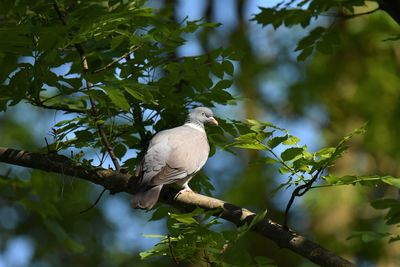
[131,107,218,210]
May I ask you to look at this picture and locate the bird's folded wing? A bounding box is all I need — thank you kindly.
[140,125,208,186]
[148,164,188,186]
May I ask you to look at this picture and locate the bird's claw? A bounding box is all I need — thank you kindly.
[174,186,194,199]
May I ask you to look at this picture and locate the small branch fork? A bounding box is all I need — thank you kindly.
[283,168,323,229]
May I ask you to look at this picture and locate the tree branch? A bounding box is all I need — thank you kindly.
[323,7,380,19]
[32,102,86,114]
[91,47,141,74]
[0,147,355,267]
[53,0,121,171]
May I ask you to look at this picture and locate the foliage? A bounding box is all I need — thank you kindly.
[140,207,274,267]
[0,0,238,168]
[253,0,381,60]
[227,119,400,243]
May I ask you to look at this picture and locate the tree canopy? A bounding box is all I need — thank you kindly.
[1,0,400,266]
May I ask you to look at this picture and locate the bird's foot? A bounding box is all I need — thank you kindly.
[179,188,193,194]
[174,186,193,199]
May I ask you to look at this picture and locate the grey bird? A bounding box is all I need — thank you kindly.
[131,107,218,210]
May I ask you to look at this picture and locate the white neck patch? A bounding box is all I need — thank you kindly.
[184,122,205,132]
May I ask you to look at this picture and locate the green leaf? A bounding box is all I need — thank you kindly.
[295,26,326,51]
[267,135,288,149]
[322,175,340,184]
[222,60,234,76]
[169,212,198,224]
[281,147,304,161]
[382,177,400,188]
[255,132,273,142]
[279,166,291,174]
[315,147,336,159]
[232,141,268,150]
[211,62,224,78]
[283,135,300,145]
[236,133,257,140]
[264,157,280,164]
[74,130,94,142]
[123,84,156,104]
[150,206,172,221]
[113,143,127,159]
[297,46,313,61]
[103,86,130,111]
[213,79,233,90]
[248,209,268,230]
[247,119,281,130]
[140,242,169,260]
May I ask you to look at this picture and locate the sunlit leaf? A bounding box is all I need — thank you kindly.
[267,135,288,149]
[281,147,304,161]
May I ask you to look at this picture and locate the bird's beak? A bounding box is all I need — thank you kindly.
[208,117,218,126]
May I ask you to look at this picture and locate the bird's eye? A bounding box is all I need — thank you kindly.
[201,112,206,116]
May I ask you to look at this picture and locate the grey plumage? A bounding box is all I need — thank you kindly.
[131,107,218,210]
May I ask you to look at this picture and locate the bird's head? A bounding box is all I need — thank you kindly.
[188,107,218,126]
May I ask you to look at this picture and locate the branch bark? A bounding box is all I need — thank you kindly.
[0,147,355,267]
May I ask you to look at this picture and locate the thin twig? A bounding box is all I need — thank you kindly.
[52,0,67,26]
[268,148,297,174]
[322,7,380,19]
[91,47,141,74]
[167,235,180,267]
[283,168,323,229]
[79,188,107,214]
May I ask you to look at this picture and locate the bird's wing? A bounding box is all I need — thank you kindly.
[139,125,210,187]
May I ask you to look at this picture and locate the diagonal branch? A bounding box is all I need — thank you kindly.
[91,47,141,74]
[0,146,355,267]
[53,0,121,171]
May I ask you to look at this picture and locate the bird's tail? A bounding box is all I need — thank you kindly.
[131,185,163,210]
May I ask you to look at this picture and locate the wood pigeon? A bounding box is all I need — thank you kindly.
[131,107,218,210]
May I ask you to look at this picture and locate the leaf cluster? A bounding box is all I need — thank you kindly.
[252,0,379,60]
[141,207,274,267]
[0,0,239,170]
